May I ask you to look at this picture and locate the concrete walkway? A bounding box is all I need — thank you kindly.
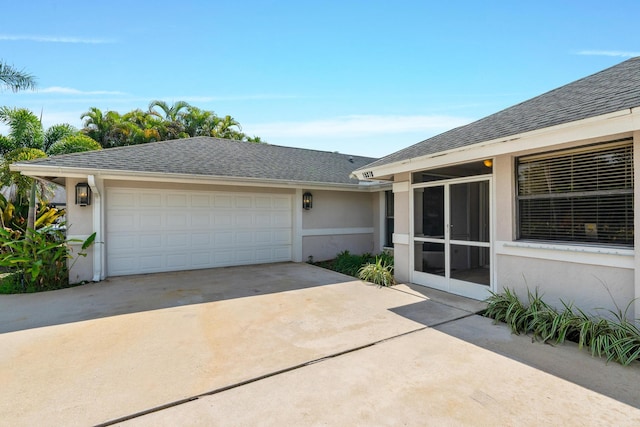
[0,263,638,426]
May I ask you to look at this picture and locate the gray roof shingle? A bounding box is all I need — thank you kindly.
[363,57,640,169]
[16,137,377,185]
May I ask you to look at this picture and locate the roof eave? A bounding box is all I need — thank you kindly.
[353,107,640,180]
[10,164,392,192]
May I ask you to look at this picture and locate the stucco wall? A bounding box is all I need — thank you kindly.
[497,254,635,318]
[66,179,381,277]
[301,190,373,229]
[302,234,374,262]
[300,189,377,261]
[391,174,411,283]
[66,177,94,283]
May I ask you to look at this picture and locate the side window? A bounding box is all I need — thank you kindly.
[385,190,394,247]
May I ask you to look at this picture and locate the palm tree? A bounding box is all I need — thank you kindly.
[148,100,191,122]
[44,123,77,153]
[81,107,110,147]
[0,107,44,154]
[182,105,217,137]
[0,61,36,93]
[213,115,243,139]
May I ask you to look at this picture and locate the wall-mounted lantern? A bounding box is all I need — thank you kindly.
[302,192,313,210]
[75,182,92,206]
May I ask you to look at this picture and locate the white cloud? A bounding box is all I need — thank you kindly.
[0,34,115,44]
[246,114,471,138]
[576,50,640,58]
[38,86,128,96]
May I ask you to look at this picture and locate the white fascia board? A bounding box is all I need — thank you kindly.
[10,164,392,193]
[353,108,640,179]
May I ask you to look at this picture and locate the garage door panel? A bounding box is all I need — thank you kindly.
[273,196,291,209]
[167,194,188,207]
[236,231,253,245]
[167,254,188,269]
[274,247,292,260]
[273,212,291,226]
[213,250,233,265]
[214,231,233,245]
[167,234,188,247]
[110,234,136,250]
[192,234,211,247]
[139,254,163,271]
[235,196,252,209]
[235,214,253,227]
[140,193,162,207]
[255,196,271,208]
[139,234,162,248]
[107,189,293,276]
[273,229,292,243]
[111,192,136,207]
[191,213,210,227]
[214,214,233,227]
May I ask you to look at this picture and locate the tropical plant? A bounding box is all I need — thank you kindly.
[43,123,77,153]
[48,134,103,156]
[0,147,47,206]
[0,227,95,293]
[79,101,264,147]
[0,61,36,93]
[358,255,395,287]
[0,107,44,154]
[484,288,640,366]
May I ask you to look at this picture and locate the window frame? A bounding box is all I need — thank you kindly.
[384,190,394,248]
[515,139,634,248]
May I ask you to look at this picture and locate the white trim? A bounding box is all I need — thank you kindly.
[301,227,374,236]
[12,165,392,193]
[393,181,409,193]
[410,175,494,299]
[378,191,385,251]
[88,175,105,281]
[496,241,634,269]
[293,188,303,262]
[355,108,640,179]
[393,233,409,245]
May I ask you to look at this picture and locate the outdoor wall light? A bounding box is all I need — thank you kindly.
[302,192,313,210]
[483,159,493,168]
[75,182,92,206]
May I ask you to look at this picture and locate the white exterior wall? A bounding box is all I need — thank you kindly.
[301,189,377,262]
[66,177,95,284]
[391,174,411,283]
[385,131,638,317]
[65,179,382,279]
[492,137,637,318]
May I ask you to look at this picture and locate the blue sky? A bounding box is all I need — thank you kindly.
[1,1,639,158]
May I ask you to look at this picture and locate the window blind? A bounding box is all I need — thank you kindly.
[517,140,633,246]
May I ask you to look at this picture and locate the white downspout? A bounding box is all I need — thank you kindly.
[87,175,103,281]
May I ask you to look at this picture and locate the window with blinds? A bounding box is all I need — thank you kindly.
[516,140,634,247]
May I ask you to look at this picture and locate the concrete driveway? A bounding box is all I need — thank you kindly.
[0,262,638,426]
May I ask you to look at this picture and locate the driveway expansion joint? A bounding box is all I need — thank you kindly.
[96,311,477,426]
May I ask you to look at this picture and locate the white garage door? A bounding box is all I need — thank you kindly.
[106,188,293,276]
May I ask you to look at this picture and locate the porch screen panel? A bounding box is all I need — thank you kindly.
[516,140,633,246]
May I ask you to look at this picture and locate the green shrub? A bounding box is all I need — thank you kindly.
[322,250,395,284]
[358,256,395,287]
[333,250,371,276]
[484,288,640,366]
[0,226,95,293]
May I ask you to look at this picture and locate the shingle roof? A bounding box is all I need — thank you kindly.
[16,137,377,185]
[363,57,640,169]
